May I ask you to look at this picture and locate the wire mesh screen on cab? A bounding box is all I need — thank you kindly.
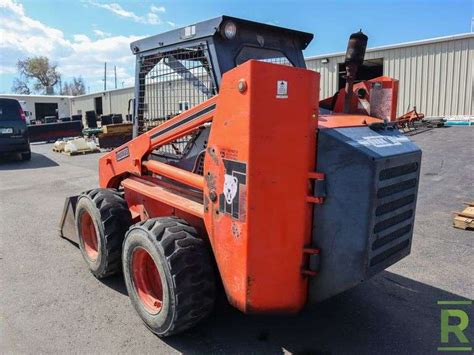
[137,44,216,157]
[235,47,293,66]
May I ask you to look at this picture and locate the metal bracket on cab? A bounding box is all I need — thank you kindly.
[301,247,321,277]
[307,172,326,204]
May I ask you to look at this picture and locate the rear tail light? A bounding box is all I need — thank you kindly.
[19,106,26,122]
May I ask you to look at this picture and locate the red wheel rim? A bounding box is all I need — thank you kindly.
[132,247,163,314]
[80,211,99,260]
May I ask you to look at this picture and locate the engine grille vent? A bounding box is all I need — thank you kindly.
[369,161,419,269]
[375,194,415,216]
[377,179,417,198]
[379,162,418,181]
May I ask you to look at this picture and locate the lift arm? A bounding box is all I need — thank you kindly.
[99,95,218,189]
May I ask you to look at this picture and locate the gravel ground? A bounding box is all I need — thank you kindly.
[1,126,473,354]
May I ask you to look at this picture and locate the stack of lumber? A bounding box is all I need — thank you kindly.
[453,202,474,230]
[98,123,133,149]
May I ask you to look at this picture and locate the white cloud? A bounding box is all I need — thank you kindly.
[87,1,142,22]
[0,65,17,75]
[0,0,70,56]
[73,34,91,43]
[146,12,160,25]
[87,1,166,25]
[150,5,165,13]
[0,0,141,92]
[0,0,23,15]
[93,29,111,38]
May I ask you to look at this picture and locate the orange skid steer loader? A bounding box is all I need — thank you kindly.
[60,16,422,336]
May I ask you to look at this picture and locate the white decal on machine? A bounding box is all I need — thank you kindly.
[276,80,288,99]
[223,174,238,204]
[219,159,247,221]
[357,136,410,148]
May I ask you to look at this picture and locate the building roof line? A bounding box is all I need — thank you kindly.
[0,94,72,99]
[70,85,134,99]
[305,32,474,61]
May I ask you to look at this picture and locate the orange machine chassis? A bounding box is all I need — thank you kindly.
[99,61,322,313]
[58,18,421,339]
[98,59,403,314]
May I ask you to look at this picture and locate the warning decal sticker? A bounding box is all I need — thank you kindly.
[276,80,288,99]
[219,159,247,221]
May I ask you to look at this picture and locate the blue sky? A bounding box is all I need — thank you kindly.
[0,0,472,94]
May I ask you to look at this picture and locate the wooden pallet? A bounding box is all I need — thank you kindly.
[102,123,133,134]
[62,148,101,156]
[453,202,474,230]
[52,146,64,153]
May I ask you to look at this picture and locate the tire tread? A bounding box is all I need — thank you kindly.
[80,188,131,278]
[126,217,215,336]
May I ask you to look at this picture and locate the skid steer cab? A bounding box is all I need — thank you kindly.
[60,16,421,337]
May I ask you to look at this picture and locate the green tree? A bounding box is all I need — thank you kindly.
[62,77,86,96]
[12,56,61,95]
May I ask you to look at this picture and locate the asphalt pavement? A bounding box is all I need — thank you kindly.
[1,126,473,354]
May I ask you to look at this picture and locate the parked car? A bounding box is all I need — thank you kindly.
[0,98,31,161]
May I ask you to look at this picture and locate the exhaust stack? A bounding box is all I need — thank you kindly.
[343,30,368,113]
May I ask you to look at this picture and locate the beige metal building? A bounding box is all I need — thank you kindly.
[69,33,473,119]
[7,33,472,121]
[306,33,474,117]
[70,86,134,119]
[69,76,211,122]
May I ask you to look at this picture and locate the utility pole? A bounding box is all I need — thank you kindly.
[104,62,107,91]
[114,65,117,89]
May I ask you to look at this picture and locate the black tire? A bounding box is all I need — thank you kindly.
[21,151,31,161]
[75,188,132,279]
[122,217,216,337]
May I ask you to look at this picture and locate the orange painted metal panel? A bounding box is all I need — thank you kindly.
[318,114,382,129]
[203,60,319,313]
[142,160,204,190]
[320,76,399,122]
[123,177,206,235]
[122,176,204,218]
